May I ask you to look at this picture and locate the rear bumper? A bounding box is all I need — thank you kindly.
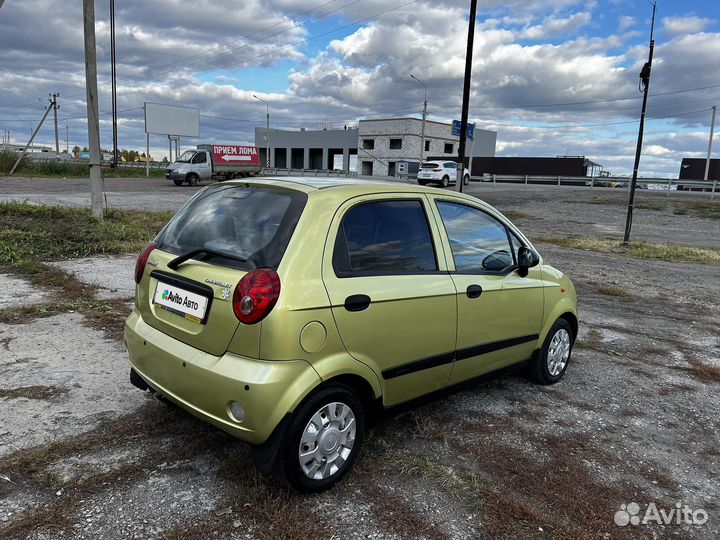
[124,309,321,444]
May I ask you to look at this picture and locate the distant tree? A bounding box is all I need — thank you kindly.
[82,146,88,152]
[161,156,168,163]
[72,145,80,154]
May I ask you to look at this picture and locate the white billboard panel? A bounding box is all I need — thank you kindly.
[144,102,200,137]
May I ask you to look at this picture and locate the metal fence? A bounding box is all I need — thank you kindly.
[475,174,719,198]
[260,167,357,178]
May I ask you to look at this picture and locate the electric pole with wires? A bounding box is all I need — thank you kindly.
[623,2,656,245]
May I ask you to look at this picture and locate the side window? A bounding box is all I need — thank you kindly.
[334,200,437,275]
[436,202,514,273]
[193,152,207,164]
[444,162,456,169]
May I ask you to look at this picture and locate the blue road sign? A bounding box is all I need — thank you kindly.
[452,120,475,140]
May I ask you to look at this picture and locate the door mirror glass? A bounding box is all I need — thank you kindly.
[517,246,540,277]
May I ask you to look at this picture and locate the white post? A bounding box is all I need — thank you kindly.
[83,0,104,218]
[146,133,150,177]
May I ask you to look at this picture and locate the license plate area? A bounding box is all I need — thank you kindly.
[151,271,213,324]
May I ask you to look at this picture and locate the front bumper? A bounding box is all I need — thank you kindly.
[124,309,321,444]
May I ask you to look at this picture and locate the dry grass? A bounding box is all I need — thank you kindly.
[574,328,603,351]
[597,285,631,298]
[502,210,535,222]
[538,237,720,264]
[0,385,68,400]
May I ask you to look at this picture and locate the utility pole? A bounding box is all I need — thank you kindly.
[65,124,69,152]
[253,94,270,167]
[50,93,60,156]
[704,105,716,182]
[8,103,54,175]
[623,2,656,245]
[411,74,428,162]
[456,0,478,193]
[110,0,118,166]
[83,0,104,219]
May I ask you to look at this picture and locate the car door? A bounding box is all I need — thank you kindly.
[322,194,457,406]
[192,151,212,180]
[429,198,544,385]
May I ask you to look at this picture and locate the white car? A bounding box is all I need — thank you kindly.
[417,161,470,187]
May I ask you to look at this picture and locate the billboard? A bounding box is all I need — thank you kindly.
[452,120,474,141]
[144,102,200,137]
[210,145,260,166]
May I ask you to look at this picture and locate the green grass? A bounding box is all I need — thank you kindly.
[0,149,165,178]
[539,237,720,264]
[501,210,535,221]
[0,201,171,266]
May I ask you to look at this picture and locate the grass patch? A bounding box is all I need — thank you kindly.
[597,285,631,298]
[539,237,720,264]
[672,200,720,220]
[501,210,535,222]
[574,328,603,351]
[0,386,68,400]
[1,149,165,178]
[0,201,170,265]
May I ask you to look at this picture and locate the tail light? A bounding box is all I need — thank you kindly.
[433,168,442,172]
[233,268,281,324]
[134,241,156,284]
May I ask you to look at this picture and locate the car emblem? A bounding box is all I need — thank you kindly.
[205,278,233,301]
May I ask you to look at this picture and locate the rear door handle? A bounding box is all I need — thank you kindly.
[344,294,371,312]
[466,285,483,298]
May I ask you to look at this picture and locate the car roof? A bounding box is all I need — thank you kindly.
[224,176,476,198]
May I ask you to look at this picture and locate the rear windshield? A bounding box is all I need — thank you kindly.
[420,162,440,169]
[155,185,306,270]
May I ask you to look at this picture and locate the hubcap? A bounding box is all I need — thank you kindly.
[547,328,571,376]
[298,402,356,480]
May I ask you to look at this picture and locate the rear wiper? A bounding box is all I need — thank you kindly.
[167,248,247,270]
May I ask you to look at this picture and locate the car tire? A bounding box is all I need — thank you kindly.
[187,173,199,187]
[418,180,427,186]
[172,179,183,186]
[463,174,470,185]
[274,383,364,492]
[442,175,450,187]
[528,318,574,385]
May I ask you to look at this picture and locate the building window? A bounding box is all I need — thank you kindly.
[389,138,402,149]
[444,142,453,153]
[363,139,375,150]
[425,140,431,152]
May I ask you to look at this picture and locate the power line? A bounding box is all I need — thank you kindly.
[167,0,420,84]
[151,0,363,79]
[150,0,350,74]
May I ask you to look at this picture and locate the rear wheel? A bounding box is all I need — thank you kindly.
[463,174,470,185]
[418,180,427,186]
[187,173,199,187]
[529,319,573,385]
[274,384,364,492]
[442,175,450,187]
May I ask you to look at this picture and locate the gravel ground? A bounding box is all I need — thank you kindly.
[0,177,718,539]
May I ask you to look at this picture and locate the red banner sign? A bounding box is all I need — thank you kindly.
[211,145,260,166]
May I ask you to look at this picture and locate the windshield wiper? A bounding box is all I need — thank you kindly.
[167,248,247,270]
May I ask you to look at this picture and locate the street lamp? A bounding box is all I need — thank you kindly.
[253,94,270,168]
[410,74,428,162]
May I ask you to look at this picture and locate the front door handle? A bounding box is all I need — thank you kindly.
[344,294,371,312]
[466,285,483,298]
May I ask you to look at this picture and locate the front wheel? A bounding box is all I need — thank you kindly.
[275,384,364,492]
[528,319,573,385]
[172,179,183,186]
[441,175,450,187]
[187,173,199,187]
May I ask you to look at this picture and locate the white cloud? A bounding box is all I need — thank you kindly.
[520,11,593,40]
[661,15,716,39]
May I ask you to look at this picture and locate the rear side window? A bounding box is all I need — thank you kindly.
[156,185,306,270]
[436,202,514,273]
[334,200,437,275]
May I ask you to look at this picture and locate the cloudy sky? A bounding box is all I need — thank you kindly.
[1,0,718,176]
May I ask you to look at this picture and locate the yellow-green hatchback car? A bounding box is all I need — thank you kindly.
[125,178,577,491]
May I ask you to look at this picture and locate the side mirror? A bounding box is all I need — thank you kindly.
[517,246,540,277]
